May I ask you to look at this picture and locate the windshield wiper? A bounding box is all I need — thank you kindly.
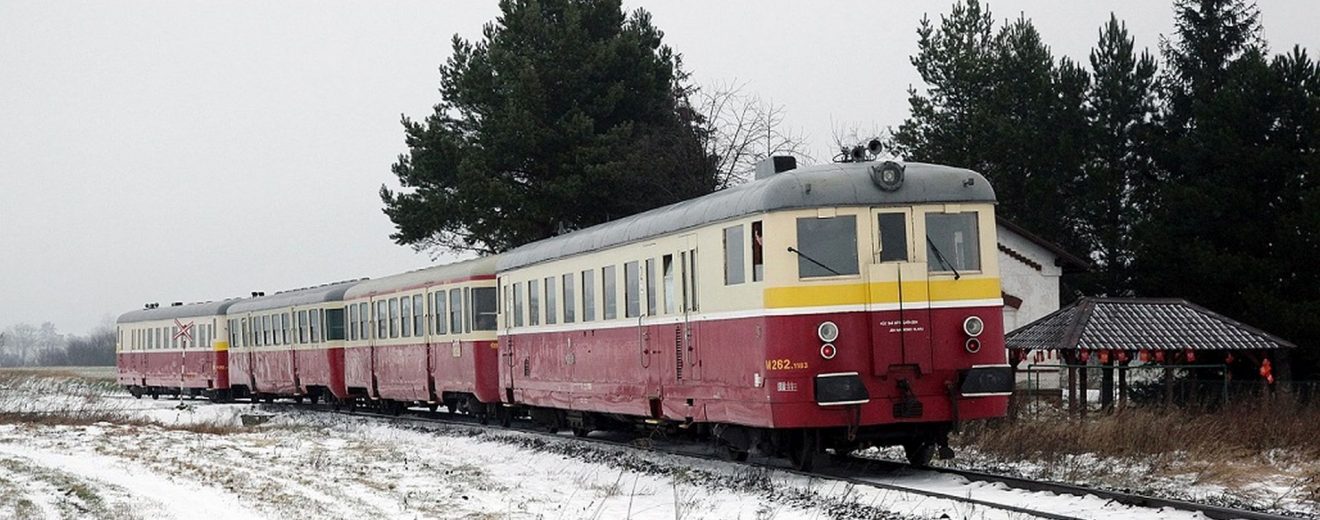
[925,236,961,280]
[787,247,842,276]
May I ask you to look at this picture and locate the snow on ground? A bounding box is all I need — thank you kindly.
[0,371,1296,519]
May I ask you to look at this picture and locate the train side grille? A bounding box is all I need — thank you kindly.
[674,325,683,380]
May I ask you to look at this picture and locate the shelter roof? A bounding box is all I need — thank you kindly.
[1005,297,1295,351]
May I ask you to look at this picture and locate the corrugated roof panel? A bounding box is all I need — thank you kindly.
[1007,298,1294,351]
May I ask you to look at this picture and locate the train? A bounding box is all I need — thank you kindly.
[116,157,1013,469]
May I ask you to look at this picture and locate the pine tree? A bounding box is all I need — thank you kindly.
[381,0,718,254]
[893,2,1089,251]
[1075,15,1158,296]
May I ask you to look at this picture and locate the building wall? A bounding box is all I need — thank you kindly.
[997,225,1063,332]
[996,225,1067,390]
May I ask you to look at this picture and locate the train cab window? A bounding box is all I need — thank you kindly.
[662,255,675,314]
[878,213,909,262]
[400,296,412,337]
[624,261,640,318]
[388,298,399,338]
[463,287,472,333]
[544,277,557,325]
[723,225,745,285]
[562,273,576,324]
[926,212,981,272]
[602,265,618,320]
[513,282,524,327]
[262,316,271,346]
[298,310,309,343]
[795,215,860,278]
[645,258,657,315]
[413,295,425,336]
[325,308,345,341]
[528,279,540,326]
[348,305,358,341]
[449,289,463,333]
[581,270,595,322]
[306,310,318,342]
[375,301,386,339]
[358,302,369,340]
[434,292,448,335]
[472,287,498,331]
[751,221,764,282]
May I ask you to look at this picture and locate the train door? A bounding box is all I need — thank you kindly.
[867,208,933,374]
[680,235,701,381]
[499,278,517,401]
[287,309,299,394]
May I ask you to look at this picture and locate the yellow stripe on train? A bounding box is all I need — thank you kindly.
[763,278,1001,308]
[214,341,229,352]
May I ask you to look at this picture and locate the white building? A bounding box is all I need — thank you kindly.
[995,219,1088,390]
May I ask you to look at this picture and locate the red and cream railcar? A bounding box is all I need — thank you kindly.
[116,300,237,399]
[225,280,361,401]
[496,160,1012,467]
[341,257,500,416]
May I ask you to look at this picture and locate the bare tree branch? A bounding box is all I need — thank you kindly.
[697,80,812,186]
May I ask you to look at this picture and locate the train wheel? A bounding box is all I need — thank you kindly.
[718,443,749,462]
[497,407,512,428]
[150,390,159,400]
[788,431,819,472]
[571,427,590,438]
[903,442,935,467]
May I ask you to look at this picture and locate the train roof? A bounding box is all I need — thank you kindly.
[344,256,497,299]
[227,279,364,314]
[498,161,994,271]
[117,299,242,324]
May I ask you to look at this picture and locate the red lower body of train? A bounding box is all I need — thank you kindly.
[117,348,228,400]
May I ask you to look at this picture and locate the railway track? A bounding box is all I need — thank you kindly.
[260,401,1290,520]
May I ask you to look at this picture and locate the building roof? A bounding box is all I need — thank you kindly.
[227,279,365,314]
[996,218,1090,272]
[117,299,243,324]
[498,161,994,271]
[1006,297,1295,351]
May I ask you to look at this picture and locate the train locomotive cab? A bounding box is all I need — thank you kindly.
[496,158,1012,469]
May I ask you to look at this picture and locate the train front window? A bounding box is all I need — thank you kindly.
[794,215,859,278]
[878,213,909,262]
[926,212,981,272]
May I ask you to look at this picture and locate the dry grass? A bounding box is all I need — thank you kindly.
[958,400,1320,461]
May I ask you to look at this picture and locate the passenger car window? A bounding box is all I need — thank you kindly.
[472,287,498,331]
[724,225,745,285]
[602,265,617,320]
[624,261,640,318]
[562,273,575,324]
[795,216,860,278]
[926,212,981,272]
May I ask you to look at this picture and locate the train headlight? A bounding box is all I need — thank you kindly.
[817,321,839,343]
[962,316,984,337]
[820,343,837,360]
[870,161,905,192]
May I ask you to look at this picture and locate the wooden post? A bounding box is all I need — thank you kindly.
[1067,363,1077,415]
[1079,361,1089,419]
[1101,356,1114,411]
[1118,360,1128,409]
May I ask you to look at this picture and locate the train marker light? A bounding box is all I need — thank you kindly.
[962,316,984,337]
[817,321,839,343]
[820,343,837,360]
[964,337,982,354]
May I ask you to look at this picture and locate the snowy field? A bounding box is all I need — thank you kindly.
[0,370,1293,519]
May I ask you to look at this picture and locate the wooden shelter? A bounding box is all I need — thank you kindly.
[1006,297,1295,413]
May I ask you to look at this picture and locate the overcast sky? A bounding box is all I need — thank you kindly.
[2,1,1317,336]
